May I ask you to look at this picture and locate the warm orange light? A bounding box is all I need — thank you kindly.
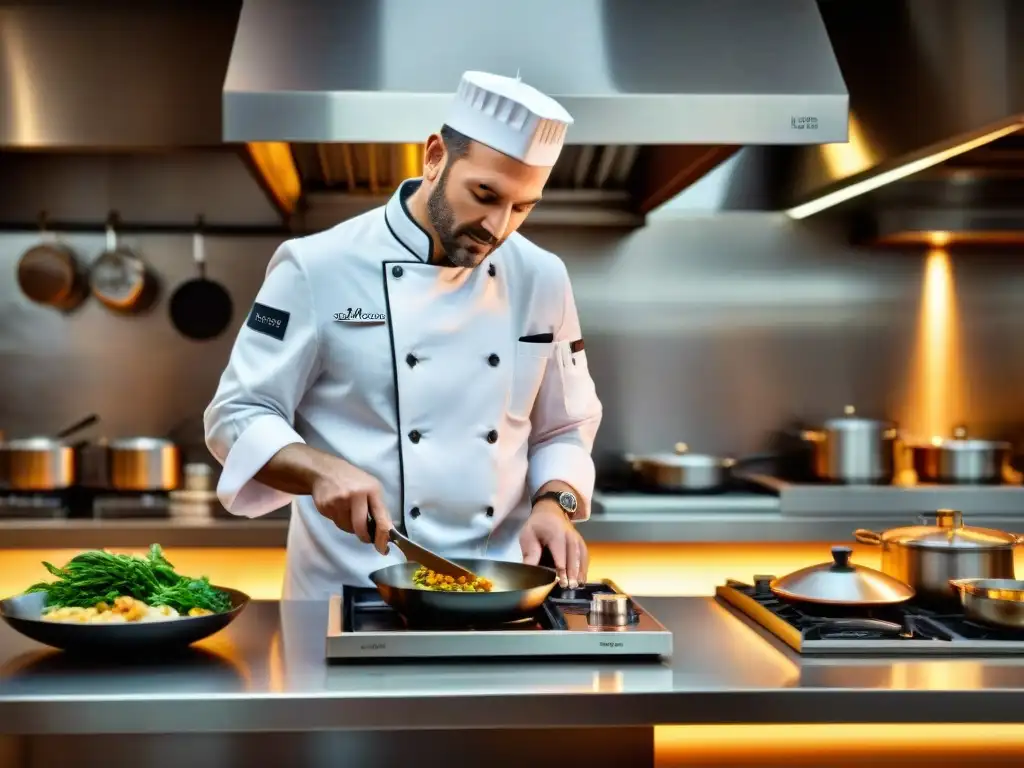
[400,143,423,181]
[247,142,302,215]
[874,230,1024,247]
[0,543,898,601]
[818,112,880,179]
[898,247,964,441]
[656,724,1024,766]
[11,543,1024,601]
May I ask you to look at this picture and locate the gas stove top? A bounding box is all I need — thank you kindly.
[717,576,1024,656]
[326,580,672,662]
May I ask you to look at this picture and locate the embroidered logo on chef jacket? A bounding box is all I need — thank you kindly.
[246,302,290,341]
[333,307,388,325]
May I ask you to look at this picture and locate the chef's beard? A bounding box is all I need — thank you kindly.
[427,166,503,268]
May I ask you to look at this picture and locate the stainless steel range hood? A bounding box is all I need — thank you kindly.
[0,1,285,230]
[779,0,1024,224]
[225,0,848,223]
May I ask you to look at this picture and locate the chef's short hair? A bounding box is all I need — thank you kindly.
[440,124,473,161]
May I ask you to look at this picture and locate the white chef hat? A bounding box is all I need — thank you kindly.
[445,70,573,168]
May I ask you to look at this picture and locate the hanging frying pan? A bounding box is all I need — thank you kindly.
[16,213,89,313]
[169,219,233,341]
[89,213,159,315]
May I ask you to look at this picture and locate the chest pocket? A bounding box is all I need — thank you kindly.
[556,340,597,420]
[507,341,553,421]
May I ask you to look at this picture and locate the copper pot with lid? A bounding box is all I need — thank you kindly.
[855,510,1022,603]
[770,545,915,607]
[0,415,99,492]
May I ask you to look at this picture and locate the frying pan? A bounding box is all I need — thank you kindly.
[89,214,159,314]
[16,214,89,313]
[369,559,558,626]
[0,587,249,656]
[169,220,233,341]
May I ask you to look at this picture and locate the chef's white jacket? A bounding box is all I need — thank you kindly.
[204,179,602,599]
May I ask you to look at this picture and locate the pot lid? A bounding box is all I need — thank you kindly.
[918,425,1011,451]
[770,546,915,605]
[822,404,893,430]
[879,510,1017,550]
[107,437,176,450]
[631,443,731,468]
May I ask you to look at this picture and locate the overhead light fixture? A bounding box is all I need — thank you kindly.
[786,122,1024,220]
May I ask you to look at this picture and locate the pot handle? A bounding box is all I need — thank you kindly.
[853,529,883,545]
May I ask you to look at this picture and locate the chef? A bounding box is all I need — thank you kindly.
[204,70,603,600]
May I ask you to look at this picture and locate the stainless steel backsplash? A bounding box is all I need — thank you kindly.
[3,214,1024,463]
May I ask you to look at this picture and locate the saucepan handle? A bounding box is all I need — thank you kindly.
[365,513,395,543]
[853,529,883,545]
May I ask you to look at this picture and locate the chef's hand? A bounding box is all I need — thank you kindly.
[311,458,392,555]
[520,502,588,589]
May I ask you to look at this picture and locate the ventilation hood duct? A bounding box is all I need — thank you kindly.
[856,138,1024,247]
[225,0,849,225]
[780,0,1024,223]
[0,1,285,230]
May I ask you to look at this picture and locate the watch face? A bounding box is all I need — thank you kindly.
[558,491,578,514]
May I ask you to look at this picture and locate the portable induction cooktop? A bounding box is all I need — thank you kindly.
[325,580,673,662]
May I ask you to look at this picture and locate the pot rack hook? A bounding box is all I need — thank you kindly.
[36,210,57,242]
[105,210,120,252]
[193,215,207,278]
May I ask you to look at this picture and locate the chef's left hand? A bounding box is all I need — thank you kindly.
[520,502,588,589]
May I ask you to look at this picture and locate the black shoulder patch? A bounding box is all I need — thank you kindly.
[246,302,290,341]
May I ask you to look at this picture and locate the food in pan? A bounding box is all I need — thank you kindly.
[412,566,494,593]
[25,543,232,622]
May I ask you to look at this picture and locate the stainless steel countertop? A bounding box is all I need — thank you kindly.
[3,597,1024,735]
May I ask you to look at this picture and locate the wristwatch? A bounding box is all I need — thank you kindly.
[532,489,579,520]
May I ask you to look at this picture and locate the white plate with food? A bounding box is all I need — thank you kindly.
[0,544,249,654]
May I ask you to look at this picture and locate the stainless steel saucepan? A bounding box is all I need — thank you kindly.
[798,405,898,484]
[949,578,1024,630]
[855,509,1022,603]
[908,425,1012,485]
[623,443,777,492]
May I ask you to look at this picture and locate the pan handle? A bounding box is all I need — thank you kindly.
[853,529,883,545]
[820,618,904,635]
[365,512,399,545]
[365,512,380,543]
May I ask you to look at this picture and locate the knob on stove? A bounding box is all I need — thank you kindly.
[589,593,633,626]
